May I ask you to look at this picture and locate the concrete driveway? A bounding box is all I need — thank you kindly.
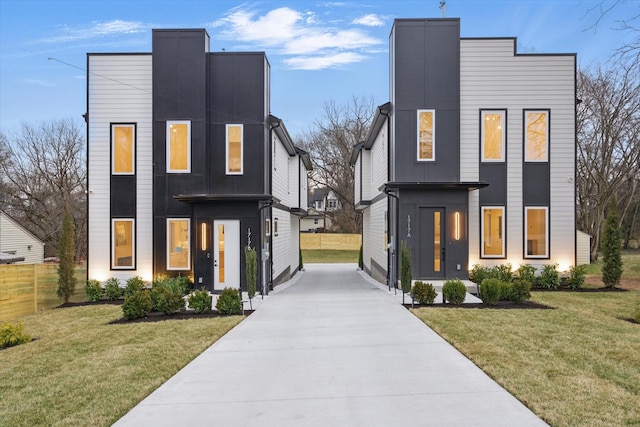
[114,263,547,426]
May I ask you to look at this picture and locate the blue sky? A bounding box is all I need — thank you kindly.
[0,0,636,137]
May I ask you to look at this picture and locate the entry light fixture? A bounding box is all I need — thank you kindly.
[201,223,207,251]
[454,212,461,240]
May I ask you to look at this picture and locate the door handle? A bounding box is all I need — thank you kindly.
[441,248,446,262]
[214,260,218,267]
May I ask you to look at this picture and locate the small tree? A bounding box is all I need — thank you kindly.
[245,246,257,308]
[602,204,623,288]
[400,241,412,304]
[56,210,76,302]
[358,244,363,269]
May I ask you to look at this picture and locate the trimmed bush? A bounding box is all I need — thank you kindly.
[0,321,31,349]
[124,276,146,298]
[411,281,437,305]
[602,204,623,288]
[85,279,103,302]
[508,278,531,304]
[400,241,412,294]
[188,288,212,314]
[151,280,185,315]
[216,288,243,315]
[491,263,513,283]
[479,278,502,305]
[442,279,466,305]
[104,278,122,300]
[245,246,257,299]
[517,264,536,286]
[358,245,363,269]
[173,276,192,296]
[539,264,560,289]
[499,281,513,301]
[469,264,489,285]
[566,265,586,290]
[122,289,152,320]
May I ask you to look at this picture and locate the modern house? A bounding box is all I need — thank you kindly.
[301,188,337,232]
[0,210,45,264]
[352,18,577,285]
[87,29,311,292]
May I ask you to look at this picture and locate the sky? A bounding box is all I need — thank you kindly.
[0,0,637,137]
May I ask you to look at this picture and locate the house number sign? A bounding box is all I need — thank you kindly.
[247,228,252,247]
[407,214,411,238]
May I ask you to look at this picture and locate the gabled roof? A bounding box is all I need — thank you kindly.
[349,102,391,165]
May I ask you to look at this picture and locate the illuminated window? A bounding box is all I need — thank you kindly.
[112,219,134,269]
[525,110,548,162]
[481,207,505,258]
[481,111,505,162]
[112,124,135,174]
[525,207,548,258]
[167,218,190,270]
[226,124,243,174]
[417,109,435,161]
[167,121,191,173]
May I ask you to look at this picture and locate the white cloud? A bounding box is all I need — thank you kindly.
[25,79,54,87]
[353,14,384,27]
[284,52,365,70]
[36,20,149,44]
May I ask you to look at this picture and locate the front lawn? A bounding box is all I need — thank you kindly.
[412,291,640,427]
[301,249,359,263]
[0,306,243,426]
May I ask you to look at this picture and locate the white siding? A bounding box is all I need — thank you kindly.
[361,150,372,201]
[0,212,45,264]
[370,122,388,193]
[272,133,291,205]
[354,156,361,205]
[460,39,576,270]
[87,54,153,283]
[299,158,308,209]
[577,230,591,266]
[272,208,298,282]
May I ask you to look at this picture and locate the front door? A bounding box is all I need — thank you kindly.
[418,207,445,278]
[213,220,240,290]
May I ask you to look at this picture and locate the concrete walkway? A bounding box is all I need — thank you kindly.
[114,264,547,426]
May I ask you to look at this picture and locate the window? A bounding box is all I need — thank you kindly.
[525,110,548,162]
[265,218,271,236]
[525,207,548,258]
[481,111,505,162]
[112,124,135,174]
[226,124,243,174]
[313,218,319,225]
[112,219,134,269]
[328,199,337,210]
[274,218,279,237]
[167,121,191,173]
[167,218,190,270]
[417,110,435,161]
[481,207,505,258]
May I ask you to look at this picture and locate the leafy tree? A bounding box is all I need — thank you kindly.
[602,204,623,288]
[56,210,76,302]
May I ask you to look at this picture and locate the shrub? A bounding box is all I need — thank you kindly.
[216,287,243,315]
[411,281,437,305]
[479,278,503,305]
[634,308,640,324]
[516,264,536,286]
[124,276,146,298]
[400,241,412,294]
[469,264,489,285]
[566,265,586,290]
[358,244,363,270]
[601,204,623,288]
[85,279,103,302]
[508,278,531,304]
[56,210,76,303]
[442,279,466,305]
[0,321,31,349]
[173,276,192,296]
[104,278,123,300]
[499,281,513,301]
[245,246,257,299]
[151,280,185,315]
[122,289,152,320]
[490,263,513,283]
[539,264,560,289]
[188,288,212,314]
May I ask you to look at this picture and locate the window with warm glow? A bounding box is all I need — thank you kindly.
[167,218,190,270]
[167,121,190,173]
[481,111,505,162]
[525,207,548,257]
[417,110,435,161]
[112,124,135,174]
[112,219,134,269]
[226,124,243,174]
[525,111,548,162]
[482,207,505,258]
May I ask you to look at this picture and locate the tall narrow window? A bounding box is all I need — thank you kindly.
[417,109,435,161]
[525,207,548,258]
[112,219,135,269]
[226,124,243,174]
[167,121,191,173]
[112,124,135,174]
[167,218,190,270]
[524,110,549,162]
[481,207,505,258]
[433,211,441,272]
[481,111,505,162]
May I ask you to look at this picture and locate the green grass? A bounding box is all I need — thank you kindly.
[301,249,359,263]
[412,291,640,427]
[0,306,244,426]
[583,249,640,278]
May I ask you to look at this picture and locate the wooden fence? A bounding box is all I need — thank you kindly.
[0,264,86,321]
[300,233,362,251]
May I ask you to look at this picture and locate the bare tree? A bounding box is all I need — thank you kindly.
[296,96,376,233]
[0,119,87,258]
[576,64,640,260]
[585,0,640,67]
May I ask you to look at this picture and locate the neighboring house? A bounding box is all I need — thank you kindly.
[305,187,338,231]
[87,29,311,292]
[0,210,45,264]
[300,207,332,232]
[352,18,577,285]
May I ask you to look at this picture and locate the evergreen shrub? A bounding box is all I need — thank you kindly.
[508,278,531,304]
[122,289,152,320]
[567,265,586,290]
[151,280,185,315]
[479,278,502,305]
[539,264,560,289]
[516,264,536,286]
[216,288,243,315]
[124,276,145,298]
[187,288,212,314]
[85,279,103,302]
[469,264,489,285]
[442,279,466,305]
[411,281,437,305]
[104,278,122,300]
[0,321,31,349]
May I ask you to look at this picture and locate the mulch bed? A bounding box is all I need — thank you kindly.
[404,300,554,309]
[55,300,124,308]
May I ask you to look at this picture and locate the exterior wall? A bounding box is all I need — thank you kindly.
[460,38,576,271]
[354,156,362,205]
[87,54,153,282]
[272,207,293,283]
[272,132,291,205]
[577,230,591,266]
[364,199,388,282]
[299,158,308,209]
[361,150,372,201]
[0,212,45,264]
